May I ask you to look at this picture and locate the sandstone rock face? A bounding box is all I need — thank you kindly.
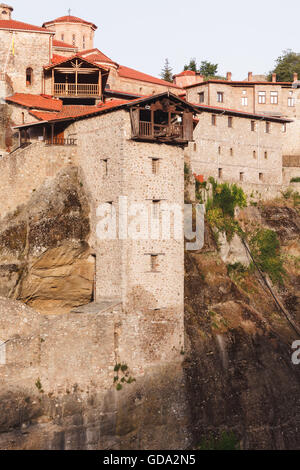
[184,202,300,450]
[0,167,94,314]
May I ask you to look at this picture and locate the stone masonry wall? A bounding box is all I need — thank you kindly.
[0,298,189,450]
[0,29,52,95]
[189,111,284,185]
[0,141,77,217]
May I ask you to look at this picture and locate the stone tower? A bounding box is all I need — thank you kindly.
[0,3,13,20]
[43,14,97,51]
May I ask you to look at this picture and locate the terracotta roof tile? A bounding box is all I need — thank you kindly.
[51,54,67,64]
[77,48,116,65]
[6,93,63,111]
[43,15,97,29]
[53,39,76,49]
[0,19,51,33]
[29,100,130,122]
[185,79,293,89]
[118,65,182,89]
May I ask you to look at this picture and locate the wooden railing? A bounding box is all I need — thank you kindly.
[54,83,99,96]
[45,137,77,146]
[138,121,184,139]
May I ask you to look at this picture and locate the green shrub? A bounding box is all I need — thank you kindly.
[198,431,240,450]
[249,229,286,284]
[227,262,248,275]
[290,177,300,183]
[207,178,247,217]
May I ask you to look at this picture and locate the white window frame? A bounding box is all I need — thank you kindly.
[258,91,266,104]
[270,91,278,104]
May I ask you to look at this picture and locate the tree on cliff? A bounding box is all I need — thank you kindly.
[268,49,300,82]
[160,58,173,82]
[184,58,219,78]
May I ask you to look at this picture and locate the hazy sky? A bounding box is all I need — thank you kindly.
[10,0,300,80]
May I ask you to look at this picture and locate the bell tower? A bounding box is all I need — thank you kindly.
[0,3,13,20]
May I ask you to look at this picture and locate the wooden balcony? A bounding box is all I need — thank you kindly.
[54,83,100,97]
[138,121,184,140]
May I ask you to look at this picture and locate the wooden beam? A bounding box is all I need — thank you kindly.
[98,71,102,99]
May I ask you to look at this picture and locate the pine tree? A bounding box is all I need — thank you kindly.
[184,58,198,72]
[160,58,173,83]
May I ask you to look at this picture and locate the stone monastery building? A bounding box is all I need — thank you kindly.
[0,5,299,347]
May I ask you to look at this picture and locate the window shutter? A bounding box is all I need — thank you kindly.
[183,112,193,141]
[130,108,140,137]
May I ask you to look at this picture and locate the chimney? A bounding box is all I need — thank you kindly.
[226,72,232,81]
[248,72,253,82]
[272,73,276,83]
[293,72,298,82]
[0,4,13,20]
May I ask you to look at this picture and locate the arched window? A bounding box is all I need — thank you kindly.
[26,68,33,86]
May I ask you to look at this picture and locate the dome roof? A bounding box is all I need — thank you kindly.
[43,15,97,30]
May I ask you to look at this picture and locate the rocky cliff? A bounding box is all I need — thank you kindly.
[0,169,300,449]
[184,198,300,449]
[0,167,94,314]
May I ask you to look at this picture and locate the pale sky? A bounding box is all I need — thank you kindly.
[9,0,300,80]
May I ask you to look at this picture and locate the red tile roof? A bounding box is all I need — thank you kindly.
[53,39,76,49]
[193,102,292,122]
[118,65,182,90]
[78,48,115,65]
[44,53,109,71]
[51,54,67,64]
[43,15,97,30]
[174,70,196,77]
[0,19,52,33]
[29,100,130,122]
[15,92,197,127]
[185,79,293,89]
[6,93,63,111]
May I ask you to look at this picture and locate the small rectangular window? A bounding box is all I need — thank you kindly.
[72,34,76,46]
[282,123,287,133]
[152,158,159,174]
[199,92,204,103]
[218,146,221,155]
[270,91,278,104]
[265,122,270,133]
[240,172,244,182]
[151,255,159,272]
[288,96,295,107]
[259,173,264,181]
[217,92,224,103]
[61,34,64,41]
[251,120,256,132]
[212,114,216,126]
[218,168,223,179]
[264,151,268,159]
[103,159,108,176]
[241,97,248,106]
[228,116,233,128]
[152,200,160,219]
[253,150,257,159]
[258,91,266,104]
[230,148,234,156]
